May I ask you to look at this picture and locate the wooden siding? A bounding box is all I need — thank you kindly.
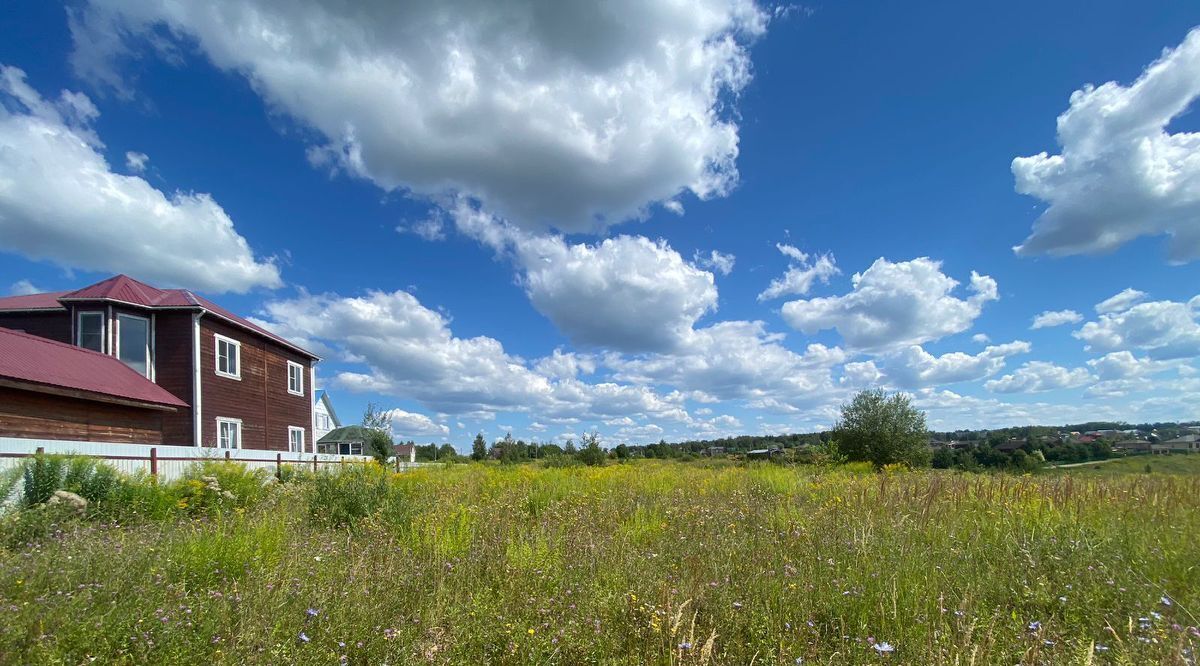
[0,311,71,343]
[153,312,195,445]
[199,317,313,451]
[0,386,166,444]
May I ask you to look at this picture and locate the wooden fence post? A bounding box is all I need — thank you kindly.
[150,447,158,478]
[312,455,318,473]
[276,452,282,480]
[395,456,400,472]
[35,447,44,456]
[224,450,231,461]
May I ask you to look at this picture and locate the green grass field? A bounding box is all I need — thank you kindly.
[1,460,1198,664]
[1049,453,1200,477]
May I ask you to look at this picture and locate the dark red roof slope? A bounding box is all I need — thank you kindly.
[0,274,315,359]
[0,291,70,311]
[0,327,188,408]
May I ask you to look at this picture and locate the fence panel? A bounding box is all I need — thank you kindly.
[0,437,431,483]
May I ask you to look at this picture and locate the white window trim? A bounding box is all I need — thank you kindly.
[116,312,153,379]
[214,333,242,380]
[216,417,243,450]
[288,426,306,453]
[287,361,305,396]
[75,310,105,352]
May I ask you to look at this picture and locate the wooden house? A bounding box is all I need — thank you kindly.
[0,275,319,452]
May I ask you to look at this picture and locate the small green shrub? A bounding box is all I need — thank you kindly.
[306,462,390,528]
[21,454,67,506]
[172,461,270,515]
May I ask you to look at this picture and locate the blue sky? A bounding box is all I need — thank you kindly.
[2,1,1199,449]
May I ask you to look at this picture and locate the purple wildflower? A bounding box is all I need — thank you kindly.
[298,632,310,643]
[872,642,895,653]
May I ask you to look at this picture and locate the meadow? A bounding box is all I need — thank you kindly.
[1,458,1198,665]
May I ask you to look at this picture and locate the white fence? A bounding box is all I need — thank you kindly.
[0,437,427,482]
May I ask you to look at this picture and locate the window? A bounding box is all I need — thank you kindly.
[288,426,305,453]
[316,413,330,431]
[215,334,240,379]
[342,441,363,456]
[76,311,105,353]
[216,418,241,449]
[287,361,304,396]
[117,313,151,377]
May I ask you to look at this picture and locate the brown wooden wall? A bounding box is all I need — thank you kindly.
[199,317,312,451]
[153,312,195,445]
[0,311,71,343]
[0,386,167,444]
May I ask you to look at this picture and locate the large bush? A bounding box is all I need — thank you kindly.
[832,389,931,469]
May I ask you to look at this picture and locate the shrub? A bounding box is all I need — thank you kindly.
[21,454,67,506]
[306,462,391,528]
[174,461,271,515]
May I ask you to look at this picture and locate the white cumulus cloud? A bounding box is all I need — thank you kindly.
[1030,309,1083,329]
[1074,295,1200,360]
[388,409,449,438]
[1095,288,1148,314]
[780,257,998,351]
[879,341,1031,389]
[0,66,281,293]
[984,361,1092,394]
[72,0,769,232]
[1012,27,1200,262]
[693,250,736,276]
[758,244,839,301]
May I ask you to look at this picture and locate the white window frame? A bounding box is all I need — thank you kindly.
[116,313,152,378]
[287,361,304,396]
[216,417,242,449]
[288,426,306,453]
[214,333,241,380]
[76,311,105,353]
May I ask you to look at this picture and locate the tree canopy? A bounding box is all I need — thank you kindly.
[832,389,930,469]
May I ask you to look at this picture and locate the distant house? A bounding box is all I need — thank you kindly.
[1164,435,1199,453]
[0,328,188,443]
[0,274,318,452]
[317,425,368,456]
[747,448,782,460]
[996,438,1027,453]
[394,443,416,463]
[703,446,727,456]
[1113,439,1168,455]
[313,390,341,441]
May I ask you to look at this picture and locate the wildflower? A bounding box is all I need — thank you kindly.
[306,608,320,618]
[872,642,895,653]
[527,628,535,636]
[1162,595,1173,607]
[298,632,310,643]
[732,602,743,610]
[678,642,692,650]
[794,659,805,665]
[1095,643,1109,652]
[1027,621,1041,632]
[1058,596,1067,603]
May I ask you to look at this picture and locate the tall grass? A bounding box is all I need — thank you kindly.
[0,460,1197,664]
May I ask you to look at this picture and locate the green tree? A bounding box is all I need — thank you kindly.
[361,403,393,464]
[832,389,930,469]
[577,432,606,466]
[471,433,487,461]
[563,439,577,456]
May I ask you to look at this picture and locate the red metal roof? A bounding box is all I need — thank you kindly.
[0,274,316,359]
[0,291,69,311]
[0,327,188,408]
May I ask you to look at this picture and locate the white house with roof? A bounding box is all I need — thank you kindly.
[313,389,341,442]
